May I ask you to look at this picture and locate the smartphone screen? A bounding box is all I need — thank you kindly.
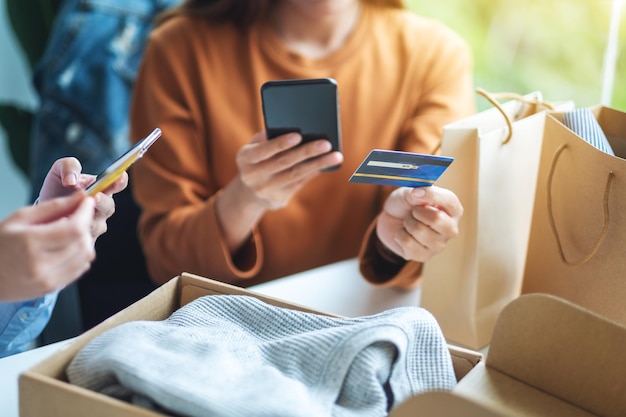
[261,78,342,170]
[85,128,161,196]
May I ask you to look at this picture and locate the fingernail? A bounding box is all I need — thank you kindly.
[412,188,426,197]
[316,141,331,152]
[67,173,78,186]
[287,134,301,145]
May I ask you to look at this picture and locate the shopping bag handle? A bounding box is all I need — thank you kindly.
[547,143,614,266]
[476,88,556,145]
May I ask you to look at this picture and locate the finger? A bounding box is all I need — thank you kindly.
[272,149,342,186]
[239,132,302,165]
[69,196,99,243]
[33,197,96,253]
[28,245,94,295]
[71,195,98,229]
[18,192,86,225]
[58,157,83,188]
[93,192,116,220]
[55,253,94,287]
[394,225,429,259]
[383,187,415,219]
[39,158,83,202]
[31,231,95,293]
[410,204,446,235]
[84,192,113,240]
[274,139,334,169]
[408,186,464,220]
[78,173,98,189]
[403,203,459,256]
[403,211,449,250]
[250,130,268,144]
[101,171,129,195]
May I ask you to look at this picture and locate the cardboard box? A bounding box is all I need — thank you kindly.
[19,273,482,417]
[21,273,625,416]
[393,292,626,417]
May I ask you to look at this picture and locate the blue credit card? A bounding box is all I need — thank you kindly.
[349,149,454,188]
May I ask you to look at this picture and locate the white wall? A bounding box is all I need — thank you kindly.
[0,6,38,219]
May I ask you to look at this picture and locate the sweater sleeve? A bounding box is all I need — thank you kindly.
[358,19,476,289]
[358,221,425,289]
[129,28,262,285]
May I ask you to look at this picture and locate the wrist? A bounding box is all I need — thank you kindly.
[374,235,405,265]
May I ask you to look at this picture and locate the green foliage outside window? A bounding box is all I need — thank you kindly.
[0,0,62,179]
[407,0,626,111]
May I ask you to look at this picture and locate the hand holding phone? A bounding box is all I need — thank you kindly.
[261,78,342,171]
[85,128,161,196]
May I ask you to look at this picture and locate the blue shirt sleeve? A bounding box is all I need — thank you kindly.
[0,292,58,358]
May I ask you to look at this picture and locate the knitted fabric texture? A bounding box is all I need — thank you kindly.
[66,295,455,417]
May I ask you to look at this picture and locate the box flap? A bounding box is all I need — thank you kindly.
[447,344,483,382]
[24,278,180,380]
[484,293,626,416]
[179,272,340,315]
[454,362,596,417]
[389,391,506,417]
[19,278,181,417]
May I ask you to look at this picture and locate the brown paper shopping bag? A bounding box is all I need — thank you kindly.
[522,106,626,325]
[420,89,573,349]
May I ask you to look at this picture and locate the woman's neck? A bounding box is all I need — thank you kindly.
[271,0,362,60]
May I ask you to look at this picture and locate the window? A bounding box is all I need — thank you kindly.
[407,0,626,110]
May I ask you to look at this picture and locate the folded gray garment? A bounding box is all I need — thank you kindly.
[67,295,455,417]
[562,108,615,155]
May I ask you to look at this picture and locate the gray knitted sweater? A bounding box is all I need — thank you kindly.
[67,295,455,416]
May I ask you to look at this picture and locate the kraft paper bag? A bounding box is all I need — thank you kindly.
[420,89,573,349]
[522,106,626,325]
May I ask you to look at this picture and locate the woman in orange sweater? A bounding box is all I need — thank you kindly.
[129,0,475,288]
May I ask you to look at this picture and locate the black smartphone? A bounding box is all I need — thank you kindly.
[261,78,342,171]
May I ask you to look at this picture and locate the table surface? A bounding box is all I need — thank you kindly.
[0,258,422,416]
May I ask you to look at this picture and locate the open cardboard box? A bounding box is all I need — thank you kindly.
[19,272,481,417]
[19,273,626,416]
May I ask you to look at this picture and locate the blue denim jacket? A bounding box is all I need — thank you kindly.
[29,0,181,193]
[0,293,58,357]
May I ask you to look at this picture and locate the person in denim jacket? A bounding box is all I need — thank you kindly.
[27,0,181,336]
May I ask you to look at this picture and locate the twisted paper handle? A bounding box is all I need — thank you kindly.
[546,143,614,266]
[476,88,556,144]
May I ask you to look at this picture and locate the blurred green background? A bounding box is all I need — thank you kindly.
[407,0,626,111]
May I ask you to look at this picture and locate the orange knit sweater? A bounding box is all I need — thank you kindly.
[129,3,476,287]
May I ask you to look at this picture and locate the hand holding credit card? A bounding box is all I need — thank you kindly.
[349,149,453,188]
